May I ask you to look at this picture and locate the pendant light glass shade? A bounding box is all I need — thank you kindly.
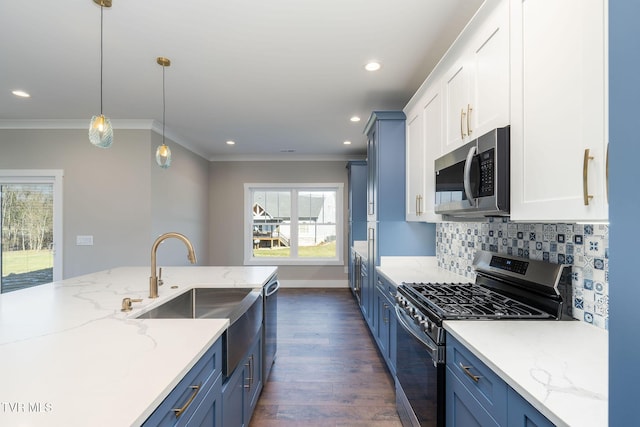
[155,143,172,168]
[89,0,113,148]
[89,114,113,148]
[156,56,172,168]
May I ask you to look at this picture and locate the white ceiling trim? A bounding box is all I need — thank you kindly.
[209,154,367,162]
[0,119,154,130]
[0,119,210,160]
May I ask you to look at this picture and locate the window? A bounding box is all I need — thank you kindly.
[0,170,63,293]
[244,183,343,265]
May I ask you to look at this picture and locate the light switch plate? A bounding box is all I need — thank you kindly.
[76,235,94,246]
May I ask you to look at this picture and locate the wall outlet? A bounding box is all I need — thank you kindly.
[76,235,94,246]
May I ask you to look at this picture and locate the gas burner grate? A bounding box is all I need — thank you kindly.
[401,282,552,320]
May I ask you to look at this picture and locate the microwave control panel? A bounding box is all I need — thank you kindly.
[479,148,495,196]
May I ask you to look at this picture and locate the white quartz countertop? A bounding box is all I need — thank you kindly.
[0,266,277,427]
[444,321,608,427]
[377,256,468,285]
[352,240,368,260]
[376,256,608,427]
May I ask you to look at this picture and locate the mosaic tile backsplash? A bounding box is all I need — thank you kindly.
[436,219,609,330]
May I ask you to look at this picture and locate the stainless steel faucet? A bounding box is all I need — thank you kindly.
[149,232,197,298]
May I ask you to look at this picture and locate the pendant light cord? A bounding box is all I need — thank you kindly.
[100,4,104,115]
[162,64,166,145]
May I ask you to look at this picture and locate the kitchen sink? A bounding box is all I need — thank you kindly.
[136,287,263,376]
[136,287,260,324]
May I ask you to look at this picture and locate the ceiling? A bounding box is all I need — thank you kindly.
[0,0,483,161]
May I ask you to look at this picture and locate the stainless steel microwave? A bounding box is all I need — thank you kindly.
[434,126,510,217]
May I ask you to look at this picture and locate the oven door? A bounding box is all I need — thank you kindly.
[394,306,445,427]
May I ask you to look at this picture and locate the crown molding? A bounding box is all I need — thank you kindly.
[0,119,209,160]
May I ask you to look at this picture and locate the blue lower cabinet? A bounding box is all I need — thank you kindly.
[185,374,223,427]
[144,338,223,427]
[374,275,397,375]
[507,388,555,427]
[221,330,263,427]
[447,335,555,427]
[446,366,500,427]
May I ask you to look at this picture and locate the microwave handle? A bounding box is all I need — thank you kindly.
[463,145,477,206]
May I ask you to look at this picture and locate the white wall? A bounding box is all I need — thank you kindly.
[150,131,210,267]
[0,128,209,278]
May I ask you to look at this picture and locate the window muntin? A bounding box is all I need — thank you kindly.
[245,184,343,265]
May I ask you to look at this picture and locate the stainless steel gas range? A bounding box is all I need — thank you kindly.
[393,250,572,427]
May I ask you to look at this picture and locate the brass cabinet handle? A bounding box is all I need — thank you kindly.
[460,109,467,138]
[244,355,254,389]
[467,104,473,136]
[460,363,481,383]
[415,195,423,216]
[583,148,594,206]
[172,384,200,418]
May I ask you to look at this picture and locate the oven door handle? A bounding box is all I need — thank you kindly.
[395,306,441,363]
[463,145,477,206]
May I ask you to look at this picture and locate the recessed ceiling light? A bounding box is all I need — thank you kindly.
[12,90,30,98]
[350,116,361,122]
[364,61,381,72]
[343,141,352,145]
[226,140,235,145]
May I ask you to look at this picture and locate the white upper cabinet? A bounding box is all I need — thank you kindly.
[444,0,510,153]
[406,104,426,221]
[510,0,608,222]
[406,84,443,223]
[405,0,507,223]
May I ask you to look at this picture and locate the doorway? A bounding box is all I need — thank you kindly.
[0,170,63,293]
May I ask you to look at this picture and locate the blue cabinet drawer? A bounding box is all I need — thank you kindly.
[144,338,223,427]
[446,335,508,426]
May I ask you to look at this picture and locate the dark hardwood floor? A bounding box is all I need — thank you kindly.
[250,288,402,427]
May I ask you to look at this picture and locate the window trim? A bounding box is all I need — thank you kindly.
[0,169,64,281]
[244,183,344,266]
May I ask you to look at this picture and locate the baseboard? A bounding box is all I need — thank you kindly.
[278,279,348,288]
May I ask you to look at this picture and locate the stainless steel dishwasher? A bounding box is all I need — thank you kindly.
[263,273,279,381]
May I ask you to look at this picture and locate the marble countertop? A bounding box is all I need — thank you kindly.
[0,266,277,427]
[352,240,368,260]
[377,256,608,427]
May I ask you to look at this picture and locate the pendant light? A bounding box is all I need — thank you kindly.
[155,57,172,168]
[89,0,113,148]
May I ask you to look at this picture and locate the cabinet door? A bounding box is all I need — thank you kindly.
[444,58,473,152]
[422,86,444,222]
[406,84,444,223]
[221,366,245,427]
[244,334,262,423]
[366,129,378,222]
[406,106,426,222]
[375,285,390,359]
[507,388,555,427]
[510,0,608,221]
[185,375,222,427]
[446,367,501,427]
[470,0,509,138]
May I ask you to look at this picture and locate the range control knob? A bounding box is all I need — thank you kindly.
[426,320,434,333]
